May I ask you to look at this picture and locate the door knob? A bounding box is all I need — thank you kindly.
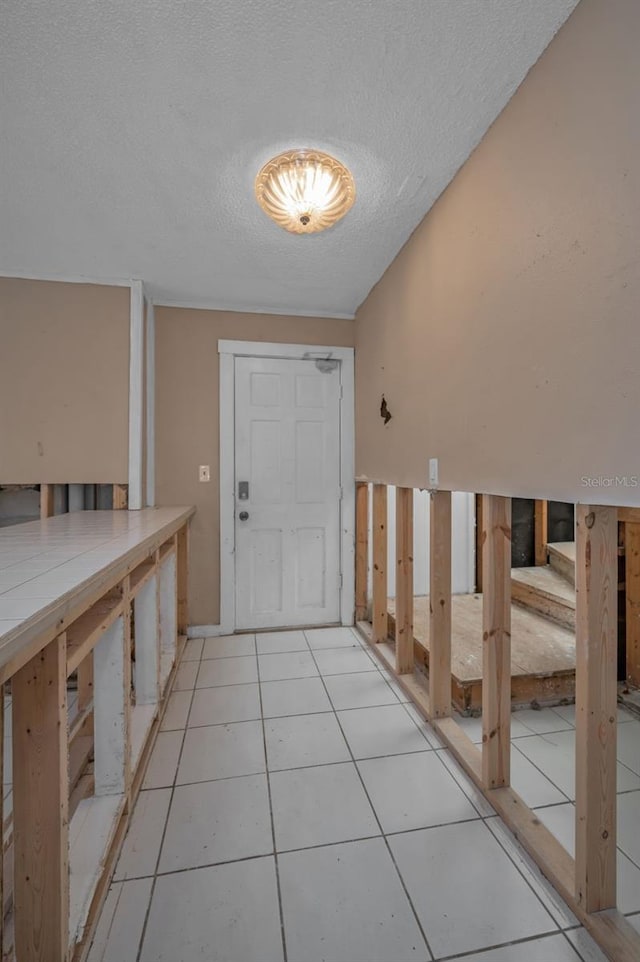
[239,510,249,521]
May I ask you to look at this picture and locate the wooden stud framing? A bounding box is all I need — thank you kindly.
[112,484,128,510]
[355,482,369,621]
[534,499,548,566]
[625,521,640,688]
[0,513,191,961]
[395,487,414,674]
[481,495,512,789]
[475,494,483,592]
[13,634,69,962]
[372,484,388,644]
[0,682,3,954]
[66,591,124,676]
[159,549,178,690]
[429,490,452,718]
[177,525,189,636]
[40,483,55,519]
[575,504,618,913]
[356,487,640,962]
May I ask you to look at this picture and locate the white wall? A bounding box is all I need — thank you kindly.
[367,486,475,599]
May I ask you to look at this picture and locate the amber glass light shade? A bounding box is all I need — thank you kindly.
[255,149,355,234]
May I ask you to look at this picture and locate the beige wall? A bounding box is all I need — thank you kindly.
[355,0,640,506]
[155,307,355,625]
[0,278,130,483]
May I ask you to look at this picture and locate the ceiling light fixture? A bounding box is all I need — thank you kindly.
[255,149,355,234]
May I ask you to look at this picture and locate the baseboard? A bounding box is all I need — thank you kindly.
[187,624,230,638]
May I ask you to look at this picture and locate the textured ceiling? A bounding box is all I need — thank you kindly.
[1,0,579,317]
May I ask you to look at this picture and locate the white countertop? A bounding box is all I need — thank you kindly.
[0,507,194,667]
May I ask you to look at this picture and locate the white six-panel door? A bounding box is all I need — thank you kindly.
[234,355,342,630]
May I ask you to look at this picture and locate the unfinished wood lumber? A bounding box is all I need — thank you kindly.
[429,490,452,718]
[112,484,128,510]
[159,549,178,689]
[625,521,640,688]
[481,494,512,789]
[395,487,414,674]
[177,524,190,635]
[355,482,369,621]
[354,488,640,962]
[534,499,548,566]
[575,504,618,913]
[0,683,3,954]
[129,557,156,597]
[475,494,483,592]
[372,484,388,643]
[13,634,69,962]
[66,589,124,676]
[40,483,55,519]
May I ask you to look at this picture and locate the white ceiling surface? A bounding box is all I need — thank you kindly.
[1,0,579,318]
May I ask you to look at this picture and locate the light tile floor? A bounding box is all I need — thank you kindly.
[88,627,640,962]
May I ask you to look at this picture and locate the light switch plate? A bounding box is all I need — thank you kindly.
[429,458,439,488]
[199,465,210,482]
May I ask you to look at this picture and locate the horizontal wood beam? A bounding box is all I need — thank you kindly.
[66,591,124,676]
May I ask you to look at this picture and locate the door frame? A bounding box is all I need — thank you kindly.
[218,339,355,635]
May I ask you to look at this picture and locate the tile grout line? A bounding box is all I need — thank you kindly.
[134,647,201,962]
[323,637,578,957]
[302,628,437,962]
[510,739,574,804]
[434,927,587,962]
[255,639,289,962]
[103,811,498,886]
[100,629,628,962]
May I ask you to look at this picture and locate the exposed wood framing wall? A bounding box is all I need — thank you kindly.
[354,480,640,962]
[1,511,192,962]
[39,484,130,519]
